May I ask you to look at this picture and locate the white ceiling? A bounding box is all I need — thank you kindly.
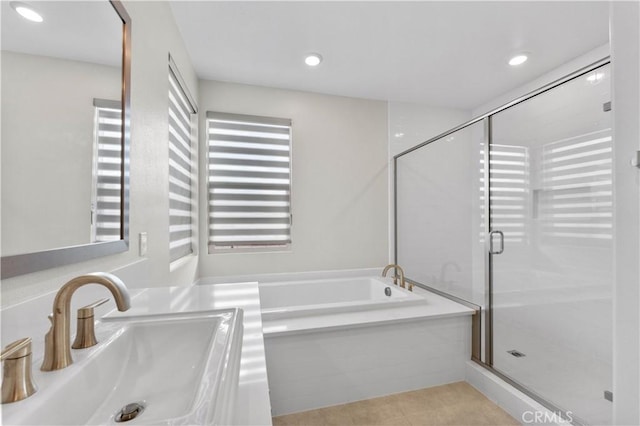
[0,1,122,67]
[169,1,609,110]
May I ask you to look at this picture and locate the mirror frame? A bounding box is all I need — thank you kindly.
[1,0,131,279]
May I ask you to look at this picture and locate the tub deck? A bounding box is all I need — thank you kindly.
[261,284,474,336]
[260,276,428,321]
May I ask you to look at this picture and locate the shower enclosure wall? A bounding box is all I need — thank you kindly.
[394,59,612,425]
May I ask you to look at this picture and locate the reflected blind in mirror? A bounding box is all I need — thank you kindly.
[92,99,122,242]
[168,66,196,262]
[207,112,292,250]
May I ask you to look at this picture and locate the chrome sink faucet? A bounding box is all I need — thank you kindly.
[41,273,131,371]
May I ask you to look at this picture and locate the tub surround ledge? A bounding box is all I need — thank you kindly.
[262,285,474,337]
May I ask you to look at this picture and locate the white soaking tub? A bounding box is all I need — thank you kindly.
[196,269,475,416]
[259,276,426,320]
[255,272,474,416]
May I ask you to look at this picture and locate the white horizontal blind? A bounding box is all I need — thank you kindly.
[168,67,196,262]
[93,99,122,242]
[207,111,292,249]
[540,128,613,245]
[481,143,529,244]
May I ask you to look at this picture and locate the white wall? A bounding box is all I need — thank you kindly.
[1,1,199,310]
[610,2,640,424]
[1,52,120,255]
[198,81,389,278]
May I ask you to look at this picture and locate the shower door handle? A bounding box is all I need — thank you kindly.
[489,230,504,255]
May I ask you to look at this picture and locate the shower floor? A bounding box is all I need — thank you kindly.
[494,320,611,425]
[272,382,518,426]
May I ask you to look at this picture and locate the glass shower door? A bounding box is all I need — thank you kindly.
[489,64,613,425]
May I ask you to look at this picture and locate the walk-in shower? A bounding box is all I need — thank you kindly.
[394,58,612,425]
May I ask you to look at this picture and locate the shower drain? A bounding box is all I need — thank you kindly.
[507,349,526,358]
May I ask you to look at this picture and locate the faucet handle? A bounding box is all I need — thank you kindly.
[1,337,31,361]
[1,338,37,403]
[78,298,109,318]
[71,298,109,350]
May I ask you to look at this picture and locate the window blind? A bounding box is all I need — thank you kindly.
[168,66,196,262]
[480,143,529,244]
[92,99,122,242]
[540,128,613,245]
[207,111,292,249]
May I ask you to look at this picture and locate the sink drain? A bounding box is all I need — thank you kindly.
[115,402,146,422]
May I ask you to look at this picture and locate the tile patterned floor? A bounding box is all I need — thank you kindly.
[272,382,520,426]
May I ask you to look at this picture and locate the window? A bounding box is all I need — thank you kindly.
[480,143,529,244]
[539,128,613,245]
[207,112,292,250]
[91,99,122,242]
[168,60,197,262]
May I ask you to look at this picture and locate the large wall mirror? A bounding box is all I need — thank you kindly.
[1,1,131,279]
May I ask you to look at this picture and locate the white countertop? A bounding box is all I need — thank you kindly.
[104,282,272,426]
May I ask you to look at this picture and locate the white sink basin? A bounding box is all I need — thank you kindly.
[2,309,243,425]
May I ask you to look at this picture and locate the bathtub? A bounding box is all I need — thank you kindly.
[255,272,474,416]
[259,276,426,320]
[195,269,475,415]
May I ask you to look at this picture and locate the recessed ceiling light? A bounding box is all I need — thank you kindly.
[10,1,43,23]
[305,53,322,67]
[508,54,528,66]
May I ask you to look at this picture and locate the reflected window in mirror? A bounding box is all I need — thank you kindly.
[92,99,122,243]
